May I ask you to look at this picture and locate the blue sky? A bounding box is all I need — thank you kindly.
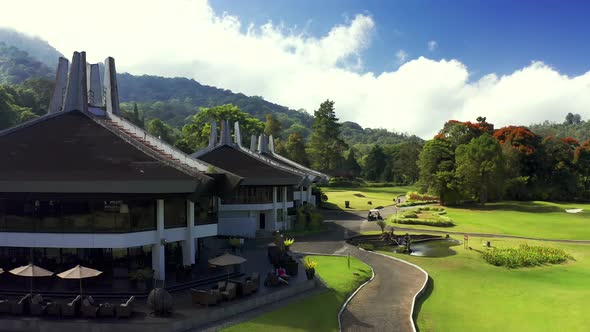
[212,0,590,78]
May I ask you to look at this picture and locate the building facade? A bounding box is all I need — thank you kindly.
[192,121,329,238]
[0,52,241,287]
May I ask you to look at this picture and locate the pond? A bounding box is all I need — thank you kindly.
[408,238,462,257]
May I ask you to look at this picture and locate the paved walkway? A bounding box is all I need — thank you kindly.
[291,216,427,332]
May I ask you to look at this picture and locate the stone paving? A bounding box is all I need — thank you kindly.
[291,210,428,332]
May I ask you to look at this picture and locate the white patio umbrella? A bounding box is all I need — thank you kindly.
[57,265,102,296]
[9,263,53,295]
[0,268,3,274]
[208,253,247,279]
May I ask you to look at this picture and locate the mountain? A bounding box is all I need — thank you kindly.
[0,28,63,68]
[0,29,420,146]
[0,42,53,84]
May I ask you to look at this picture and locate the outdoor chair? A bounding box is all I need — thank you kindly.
[116,296,135,318]
[221,282,237,301]
[46,301,61,317]
[191,289,220,307]
[62,295,81,317]
[242,279,257,296]
[251,272,260,287]
[0,296,10,313]
[10,293,31,315]
[99,303,115,317]
[215,280,227,291]
[30,295,50,316]
[81,299,99,318]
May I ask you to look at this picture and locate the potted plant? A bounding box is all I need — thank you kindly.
[283,238,295,252]
[131,268,154,291]
[304,257,317,280]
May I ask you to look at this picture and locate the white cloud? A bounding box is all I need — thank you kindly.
[428,40,437,52]
[396,50,409,64]
[1,0,590,139]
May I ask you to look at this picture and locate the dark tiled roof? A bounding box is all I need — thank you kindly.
[0,110,221,193]
[260,152,329,183]
[196,145,303,186]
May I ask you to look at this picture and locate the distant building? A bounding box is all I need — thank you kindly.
[192,122,329,237]
[0,52,241,287]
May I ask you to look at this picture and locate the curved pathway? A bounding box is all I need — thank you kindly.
[291,218,428,332]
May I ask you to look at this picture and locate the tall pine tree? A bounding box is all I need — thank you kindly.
[307,100,347,174]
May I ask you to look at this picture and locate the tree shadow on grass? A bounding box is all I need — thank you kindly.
[413,276,434,332]
[455,201,564,214]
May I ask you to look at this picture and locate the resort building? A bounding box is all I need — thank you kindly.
[0,52,242,288]
[191,123,328,238]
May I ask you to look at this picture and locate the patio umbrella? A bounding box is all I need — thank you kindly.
[9,263,53,295]
[208,253,247,279]
[57,265,102,296]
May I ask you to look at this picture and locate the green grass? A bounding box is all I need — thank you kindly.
[322,185,417,210]
[381,236,590,332]
[222,255,372,332]
[390,200,590,240]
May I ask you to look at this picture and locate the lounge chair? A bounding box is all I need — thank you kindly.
[81,296,99,318]
[221,282,237,301]
[30,295,50,316]
[242,279,256,296]
[62,295,81,317]
[99,303,115,317]
[10,293,31,315]
[0,296,10,313]
[251,272,260,290]
[116,296,134,318]
[46,301,61,317]
[191,289,220,307]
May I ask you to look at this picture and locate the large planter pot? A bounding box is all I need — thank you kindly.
[305,268,315,280]
[284,260,298,276]
[148,288,173,316]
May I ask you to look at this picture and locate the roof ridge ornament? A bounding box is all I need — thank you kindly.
[208,120,218,147]
[48,57,69,114]
[220,119,231,145]
[62,51,88,113]
[234,121,242,147]
[250,134,257,151]
[104,57,120,114]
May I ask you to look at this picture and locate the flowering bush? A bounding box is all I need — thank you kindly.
[482,244,573,268]
[407,191,439,202]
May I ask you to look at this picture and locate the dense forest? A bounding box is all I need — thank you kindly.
[418,116,590,204]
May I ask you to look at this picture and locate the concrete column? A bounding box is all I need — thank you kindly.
[307,186,313,206]
[152,199,166,281]
[282,186,288,230]
[272,186,278,230]
[182,200,195,266]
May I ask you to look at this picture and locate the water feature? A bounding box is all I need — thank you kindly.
[408,238,462,257]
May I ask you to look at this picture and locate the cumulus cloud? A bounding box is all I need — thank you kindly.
[1,0,590,139]
[428,40,437,52]
[396,50,409,64]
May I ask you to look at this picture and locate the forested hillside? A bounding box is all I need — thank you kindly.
[529,113,590,142]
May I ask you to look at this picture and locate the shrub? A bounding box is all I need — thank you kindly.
[407,191,439,202]
[402,212,418,218]
[481,244,573,268]
[392,217,455,227]
[398,200,439,207]
[359,243,375,251]
[376,220,387,233]
[284,238,295,247]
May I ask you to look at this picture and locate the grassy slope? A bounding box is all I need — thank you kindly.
[382,236,590,332]
[323,185,417,210]
[223,256,372,332]
[390,201,590,240]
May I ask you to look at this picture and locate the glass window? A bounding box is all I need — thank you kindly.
[195,196,218,225]
[165,199,187,229]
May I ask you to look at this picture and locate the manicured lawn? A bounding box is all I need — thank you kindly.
[389,200,590,240]
[222,255,372,332]
[382,236,590,332]
[323,185,417,210]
